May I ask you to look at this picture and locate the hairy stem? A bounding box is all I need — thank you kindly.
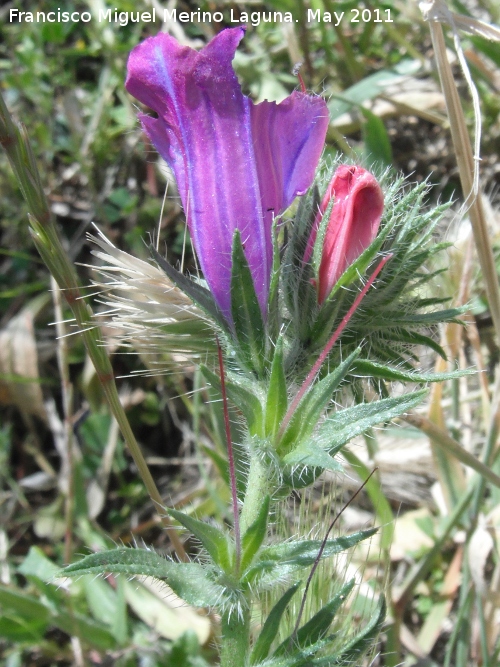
[220,609,251,667]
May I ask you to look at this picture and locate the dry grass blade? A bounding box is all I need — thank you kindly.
[421,0,500,345]
[0,301,47,422]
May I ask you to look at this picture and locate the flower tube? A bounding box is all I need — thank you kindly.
[126,27,328,324]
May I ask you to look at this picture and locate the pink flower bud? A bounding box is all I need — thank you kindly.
[307,165,384,304]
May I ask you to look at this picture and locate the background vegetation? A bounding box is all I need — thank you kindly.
[1,0,500,665]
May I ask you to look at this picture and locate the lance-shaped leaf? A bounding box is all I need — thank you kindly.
[276,579,355,655]
[314,389,427,456]
[314,389,428,456]
[243,529,376,585]
[231,230,267,376]
[318,595,387,666]
[281,392,427,490]
[265,337,288,438]
[352,359,473,383]
[282,442,343,472]
[250,582,301,664]
[62,548,225,608]
[252,641,331,667]
[0,583,118,650]
[168,508,233,572]
[278,349,360,454]
[241,496,270,572]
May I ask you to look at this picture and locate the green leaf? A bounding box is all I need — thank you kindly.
[230,230,266,376]
[17,546,60,581]
[63,548,225,608]
[250,582,301,664]
[200,364,264,438]
[278,349,360,454]
[265,337,288,437]
[361,107,392,168]
[0,586,51,624]
[201,445,229,486]
[282,442,343,472]
[323,595,386,665]
[151,246,228,332]
[0,616,47,642]
[379,328,448,360]
[315,390,428,455]
[373,307,464,326]
[243,530,376,585]
[277,579,355,655]
[53,610,117,650]
[168,508,233,572]
[241,496,270,572]
[0,585,116,650]
[328,63,419,120]
[352,360,474,383]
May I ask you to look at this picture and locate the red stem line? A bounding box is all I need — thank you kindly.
[216,335,241,571]
[278,254,393,440]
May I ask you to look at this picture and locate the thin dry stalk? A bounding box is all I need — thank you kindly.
[0,91,188,562]
[51,276,76,564]
[424,8,500,344]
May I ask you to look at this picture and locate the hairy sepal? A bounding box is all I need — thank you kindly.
[277,349,360,455]
[230,230,267,377]
[62,548,224,608]
[265,337,288,438]
[282,189,321,342]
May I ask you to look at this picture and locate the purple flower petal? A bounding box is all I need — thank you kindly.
[126,27,328,323]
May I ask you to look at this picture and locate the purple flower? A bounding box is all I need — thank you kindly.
[126,27,328,324]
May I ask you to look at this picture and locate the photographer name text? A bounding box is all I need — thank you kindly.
[9,7,393,27]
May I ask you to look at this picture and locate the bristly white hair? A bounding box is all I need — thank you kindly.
[85,227,216,369]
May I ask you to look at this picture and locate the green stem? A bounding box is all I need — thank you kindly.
[220,610,251,667]
[239,454,269,534]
